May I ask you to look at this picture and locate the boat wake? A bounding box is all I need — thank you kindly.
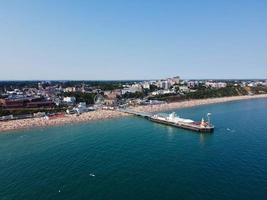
[226,128,235,133]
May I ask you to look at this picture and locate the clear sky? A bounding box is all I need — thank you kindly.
[0,0,267,80]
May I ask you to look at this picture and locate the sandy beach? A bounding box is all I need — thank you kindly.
[0,110,129,133]
[1,94,267,132]
[131,94,267,113]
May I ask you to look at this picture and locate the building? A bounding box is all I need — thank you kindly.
[104,90,121,98]
[172,76,180,84]
[142,82,150,89]
[122,84,143,94]
[64,87,76,92]
[187,81,199,88]
[130,84,143,93]
[166,77,180,86]
[179,86,190,93]
[63,97,76,105]
[38,82,43,90]
[104,97,118,106]
[205,81,227,88]
[217,82,227,88]
[103,90,120,106]
[151,89,175,96]
[73,102,88,114]
[157,80,171,90]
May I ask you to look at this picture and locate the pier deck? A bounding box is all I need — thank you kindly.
[117,108,152,118]
[117,108,214,133]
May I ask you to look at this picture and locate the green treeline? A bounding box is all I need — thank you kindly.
[186,86,248,99]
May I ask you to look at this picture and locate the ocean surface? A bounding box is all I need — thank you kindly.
[1,98,267,200]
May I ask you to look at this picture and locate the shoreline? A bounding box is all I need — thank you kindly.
[131,94,267,113]
[0,110,129,133]
[1,94,267,133]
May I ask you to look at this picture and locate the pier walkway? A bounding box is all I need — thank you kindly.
[117,108,152,118]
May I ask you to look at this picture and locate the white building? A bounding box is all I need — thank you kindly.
[73,102,88,114]
[179,86,190,93]
[122,84,143,94]
[64,87,76,92]
[171,76,180,84]
[187,81,199,88]
[151,89,175,96]
[158,80,171,90]
[142,82,150,89]
[63,97,76,105]
[205,82,227,88]
[217,82,227,88]
[131,83,143,92]
[248,82,257,87]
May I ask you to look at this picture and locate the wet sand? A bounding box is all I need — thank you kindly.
[1,94,267,132]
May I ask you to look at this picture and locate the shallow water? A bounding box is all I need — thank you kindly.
[1,98,267,199]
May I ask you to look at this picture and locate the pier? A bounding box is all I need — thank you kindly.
[118,108,214,133]
[117,108,152,118]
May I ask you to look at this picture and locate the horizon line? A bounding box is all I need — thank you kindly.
[0,78,267,82]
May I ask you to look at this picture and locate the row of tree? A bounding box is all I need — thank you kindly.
[185,86,248,99]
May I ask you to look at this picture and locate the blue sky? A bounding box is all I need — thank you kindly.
[0,0,267,80]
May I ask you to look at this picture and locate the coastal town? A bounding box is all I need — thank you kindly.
[1,77,267,131]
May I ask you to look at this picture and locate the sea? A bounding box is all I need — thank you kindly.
[1,98,267,200]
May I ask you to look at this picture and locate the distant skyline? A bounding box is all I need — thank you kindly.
[0,0,267,80]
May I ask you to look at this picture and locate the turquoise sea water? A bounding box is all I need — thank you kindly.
[1,98,267,200]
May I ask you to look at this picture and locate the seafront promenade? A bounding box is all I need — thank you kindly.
[1,94,267,132]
